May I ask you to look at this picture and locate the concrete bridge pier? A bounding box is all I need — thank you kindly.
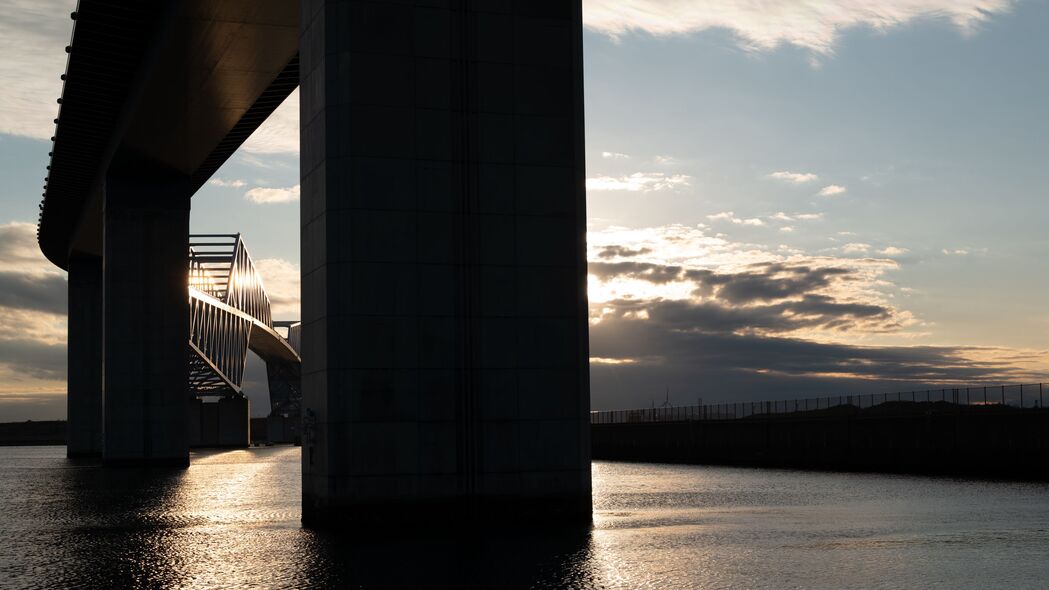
[299,0,591,525]
[102,171,191,467]
[66,254,103,458]
[187,397,251,449]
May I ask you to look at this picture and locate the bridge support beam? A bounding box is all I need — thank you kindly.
[299,1,591,525]
[67,254,103,458]
[102,173,190,467]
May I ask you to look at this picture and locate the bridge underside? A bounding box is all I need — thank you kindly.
[68,232,302,455]
[39,0,299,268]
[45,1,298,464]
[45,0,591,524]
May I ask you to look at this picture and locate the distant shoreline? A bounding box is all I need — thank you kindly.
[593,403,1049,481]
[0,421,65,446]
[0,418,275,446]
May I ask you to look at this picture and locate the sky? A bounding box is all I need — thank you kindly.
[0,0,1047,419]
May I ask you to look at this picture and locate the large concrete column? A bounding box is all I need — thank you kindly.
[217,397,250,448]
[187,397,202,448]
[300,1,590,525]
[67,254,103,458]
[102,172,190,467]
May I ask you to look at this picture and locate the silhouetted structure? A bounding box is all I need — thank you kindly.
[38,0,590,522]
[185,234,301,447]
[39,2,298,466]
[65,230,302,451]
[298,1,590,525]
[267,321,302,444]
[592,385,1049,479]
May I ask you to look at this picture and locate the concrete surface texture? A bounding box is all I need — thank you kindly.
[299,0,591,524]
[102,174,191,467]
[66,255,103,457]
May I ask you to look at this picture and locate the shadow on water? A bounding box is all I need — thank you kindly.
[40,460,197,588]
[292,525,598,589]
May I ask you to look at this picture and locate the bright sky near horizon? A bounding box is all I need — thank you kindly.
[0,0,1046,419]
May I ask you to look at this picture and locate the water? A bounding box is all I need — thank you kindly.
[1,446,1048,589]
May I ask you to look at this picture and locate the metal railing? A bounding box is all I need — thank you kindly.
[187,234,276,396]
[590,382,1049,424]
[189,233,272,327]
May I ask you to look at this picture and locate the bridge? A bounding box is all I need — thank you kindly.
[48,1,299,466]
[41,0,590,525]
[187,234,301,446]
[66,231,302,450]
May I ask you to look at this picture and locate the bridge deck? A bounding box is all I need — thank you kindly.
[38,0,298,268]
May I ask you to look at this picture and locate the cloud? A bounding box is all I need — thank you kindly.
[587,172,691,192]
[696,264,855,307]
[589,311,1031,409]
[594,295,897,342]
[237,152,293,169]
[582,0,1014,56]
[707,210,827,227]
[589,261,686,285]
[779,226,795,233]
[254,258,300,320]
[771,212,823,223]
[819,184,847,197]
[584,222,1039,407]
[841,242,871,254]
[0,305,66,347]
[881,246,909,256]
[0,222,67,315]
[942,248,969,256]
[0,0,77,139]
[208,178,246,188]
[245,184,299,204]
[0,222,53,269]
[590,357,638,365]
[240,88,299,154]
[601,151,630,159]
[0,271,66,314]
[770,171,819,183]
[0,224,68,353]
[587,223,910,334]
[706,211,764,226]
[597,245,653,259]
[0,221,70,418]
[592,260,860,308]
[0,391,65,421]
[0,337,66,381]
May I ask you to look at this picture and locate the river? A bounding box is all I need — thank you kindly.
[1,446,1047,588]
